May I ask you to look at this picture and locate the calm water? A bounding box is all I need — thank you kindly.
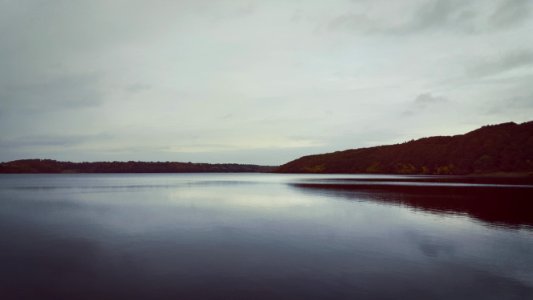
[0,174,532,299]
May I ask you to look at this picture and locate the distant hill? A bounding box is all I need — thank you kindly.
[0,159,274,173]
[277,121,533,175]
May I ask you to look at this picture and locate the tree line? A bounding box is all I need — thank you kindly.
[277,121,533,175]
[0,159,274,173]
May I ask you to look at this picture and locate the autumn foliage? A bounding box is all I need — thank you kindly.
[277,121,533,175]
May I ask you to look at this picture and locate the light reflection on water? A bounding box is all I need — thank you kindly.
[0,174,532,300]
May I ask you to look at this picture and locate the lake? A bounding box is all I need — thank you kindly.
[0,174,532,299]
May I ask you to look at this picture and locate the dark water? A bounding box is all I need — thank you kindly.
[0,174,532,299]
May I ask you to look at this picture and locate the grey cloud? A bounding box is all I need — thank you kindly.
[403,0,469,33]
[402,93,449,117]
[474,75,533,120]
[326,0,473,35]
[0,133,116,162]
[489,0,531,29]
[327,13,377,34]
[0,133,112,149]
[467,50,533,78]
[208,1,256,20]
[125,83,152,93]
[1,73,103,112]
[326,0,530,35]
[411,0,529,33]
[413,93,449,107]
[402,109,416,117]
[0,1,530,164]
[485,94,533,116]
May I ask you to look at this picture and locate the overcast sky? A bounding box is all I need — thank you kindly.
[1,0,532,165]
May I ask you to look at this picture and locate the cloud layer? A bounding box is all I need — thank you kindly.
[1,0,532,164]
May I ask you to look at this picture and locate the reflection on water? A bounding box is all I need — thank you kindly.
[292,181,533,229]
[0,174,532,300]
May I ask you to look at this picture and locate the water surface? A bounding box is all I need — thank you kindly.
[0,174,532,299]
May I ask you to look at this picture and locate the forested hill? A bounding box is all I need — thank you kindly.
[277,121,533,175]
[0,160,274,173]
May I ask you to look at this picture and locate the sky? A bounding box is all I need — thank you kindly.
[1,0,532,165]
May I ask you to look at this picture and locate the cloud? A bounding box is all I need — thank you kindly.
[413,93,449,107]
[402,93,450,117]
[466,50,533,78]
[402,0,471,33]
[125,83,152,93]
[0,0,531,164]
[326,0,471,35]
[484,84,533,116]
[489,0,531,29]
[326,13,374,33]
[0,133,112,149]
[1,72,104,113]
[0,133,117,162]
[495,96,533,111]
[326,0,530,35]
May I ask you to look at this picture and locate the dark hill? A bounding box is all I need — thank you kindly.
[0,159,274,173]
[277,121,533,175]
